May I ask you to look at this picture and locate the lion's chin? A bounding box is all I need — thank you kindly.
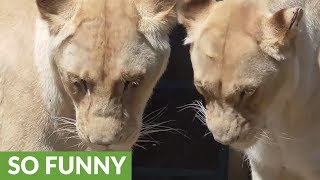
[84,142,133,151]
[231,141,254,151]
[229,134,259,151]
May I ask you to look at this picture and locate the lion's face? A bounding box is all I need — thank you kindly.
[36,0,175,150]
[179,0,303,149]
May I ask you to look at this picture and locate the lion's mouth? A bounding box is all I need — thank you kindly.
[208,119,254,148]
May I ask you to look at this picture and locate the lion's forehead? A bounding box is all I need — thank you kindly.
[194,0,275,91]
[72,18,138,57]
[72,0,139,54]
[62,0,146,76]
[198,0,266,69]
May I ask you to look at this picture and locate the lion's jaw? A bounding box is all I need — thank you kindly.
[34,0,175,151]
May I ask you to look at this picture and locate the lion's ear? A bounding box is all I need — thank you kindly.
[135,0,177,50]
[262,7,303,47]
[260,7,303,60]
[135,0,177,33]
[36,0,77,33]
[177,0,214,31]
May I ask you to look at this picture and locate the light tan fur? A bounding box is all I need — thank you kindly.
[178,0,320,179]
[0,0,176,151]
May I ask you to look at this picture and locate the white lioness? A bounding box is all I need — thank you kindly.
[0,0,176,151]
[178,0,320,179]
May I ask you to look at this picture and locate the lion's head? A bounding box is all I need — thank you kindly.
[36,0,176,150]
[178,0,303,149]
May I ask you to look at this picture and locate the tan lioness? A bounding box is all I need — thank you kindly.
[178,0,320,179]
[0,0,176,151]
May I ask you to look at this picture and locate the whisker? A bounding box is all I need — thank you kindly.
[204,131,212,137]
[133,143,147,150]
[139,106,190,148]
[143,106,168,123]
[52,116,76,122]
[136,139,160,145]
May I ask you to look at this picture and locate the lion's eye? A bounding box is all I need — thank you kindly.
[123,81,139,91]
[245,88,256,96]
[240,88,256,101]
[74,79,88,93]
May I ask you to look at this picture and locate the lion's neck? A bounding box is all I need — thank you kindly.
[287,5,320,117]
[246,19,320,173]
[263,0,320,138]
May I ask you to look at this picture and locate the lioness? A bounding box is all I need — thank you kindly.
[0,0,176,151]
[178,0,320,179]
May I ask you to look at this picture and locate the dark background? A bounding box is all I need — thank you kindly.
[132,25,229,180]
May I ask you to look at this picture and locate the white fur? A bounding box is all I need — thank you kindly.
[34,18,63,115]
[245,1,320,179]
[34,4,80,116]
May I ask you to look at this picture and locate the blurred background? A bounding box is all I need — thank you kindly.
[132,25,250,180]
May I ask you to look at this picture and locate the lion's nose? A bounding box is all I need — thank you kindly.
[84,115,124,146]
